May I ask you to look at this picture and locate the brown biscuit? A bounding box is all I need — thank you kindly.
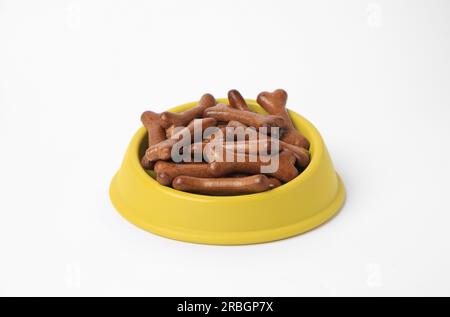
[257,89,309,149]
[172,174,272,196]
[208,150,298,183]
[204,104,288,130]
[159,93,216,129]
[140,111,167,169]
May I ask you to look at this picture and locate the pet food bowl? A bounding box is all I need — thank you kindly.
[109,99,345,245]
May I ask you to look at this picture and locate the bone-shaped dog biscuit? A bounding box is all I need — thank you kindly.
[257,89,310,149]
[205,133,309,168]
[208,150,298,183]
[154,161,216,186]
[204,139,277,162]
[159,93,216,129]
[172,174,272,196]
[140,111,167,169]
[204,104,288,129]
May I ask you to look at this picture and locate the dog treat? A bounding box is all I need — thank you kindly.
[208,150,298,183]
[155,147,293,185]
[159,93,216,129]
[144,118,217,162]
[143,140,173,162]
[140,111,167,169]
[203,139,277,162]
[228,89,250,111]
[189,139,276,163]
[204,104,288,129]
[172,174,272,196]
[206,132,308,168]
[257,89,310,149]
[140,89,311,195]
[154,161,216,186]
[282,129,309,149]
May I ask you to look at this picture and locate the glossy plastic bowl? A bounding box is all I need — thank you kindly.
[110,99,345,245]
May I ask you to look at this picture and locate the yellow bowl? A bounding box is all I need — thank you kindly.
[110,99,345,245]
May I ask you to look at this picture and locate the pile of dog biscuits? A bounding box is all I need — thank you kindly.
[140,89,310,196]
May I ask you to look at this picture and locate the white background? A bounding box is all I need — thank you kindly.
[1,0,449,296]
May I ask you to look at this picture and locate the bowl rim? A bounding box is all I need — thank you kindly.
[131,98,325,201]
